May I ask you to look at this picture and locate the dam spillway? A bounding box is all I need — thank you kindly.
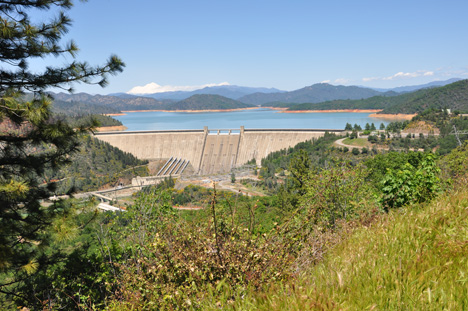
[94,127,344,175]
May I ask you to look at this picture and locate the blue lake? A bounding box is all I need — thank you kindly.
[114,108,390,131]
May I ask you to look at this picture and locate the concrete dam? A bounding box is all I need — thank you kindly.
[95,127,344,175]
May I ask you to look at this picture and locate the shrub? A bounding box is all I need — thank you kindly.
[380,153,441,211]
[110,187,320,309]
[301,162,371,228]
[352,148,360,155]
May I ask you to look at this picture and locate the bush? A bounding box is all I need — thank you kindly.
[109,187,320,309]
[352,148,360,155]
[301,162,370,228]
[367,135,378,143]
[380,153,441,211]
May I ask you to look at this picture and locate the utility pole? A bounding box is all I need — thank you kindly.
[451,125,468,146]
[453,125,462,146]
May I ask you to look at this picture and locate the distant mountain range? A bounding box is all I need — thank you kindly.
[238,84,392,106]
[51,93,252,113]
[110,79,461,105]
[113,85,284,101]
[367,78,462,93]
[50,78,467,115]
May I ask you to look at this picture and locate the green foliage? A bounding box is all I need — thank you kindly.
[386,120,410,133]
[48,135,148,194]
[365,151,426,185]
[351,147,360,155]
[108,187,311,310]
[344,122,352,130]
[439,141,468,181]
[367,134,378,143]
[261,132,339,175]
[0,199,122,310]
[65,114,123,127]
[301,162,370,228]
[0,0,124,299]
[380,153,441,211]
[233,185,468,310]
[288,149,311,196]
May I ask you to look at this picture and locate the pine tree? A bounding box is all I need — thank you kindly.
[0,0,124,292]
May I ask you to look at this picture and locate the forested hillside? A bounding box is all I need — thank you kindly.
[283,88,427,110]
[52,99,122,115]
[167,94,253,110]
[47,135,148,193]
[381,79,468,113]
[51,92,253,112]
[239,83,385,105]
[58,114,123,128]
[52,92,170,112]
[282,80,468,114]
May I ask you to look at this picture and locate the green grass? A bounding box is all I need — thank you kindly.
[342,137,370,147]
[211,185,468,310]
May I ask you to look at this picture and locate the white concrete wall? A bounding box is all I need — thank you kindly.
[95,129,343,174]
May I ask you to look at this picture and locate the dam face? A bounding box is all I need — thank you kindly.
[95,127,344,175]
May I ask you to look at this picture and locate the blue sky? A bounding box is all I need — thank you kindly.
[32,0,468,94]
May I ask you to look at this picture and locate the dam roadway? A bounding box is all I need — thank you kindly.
[95,127,344,175]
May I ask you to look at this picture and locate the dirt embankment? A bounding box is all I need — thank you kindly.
[280,109,383,113]
[403,120,440,134]
[369,113,417,120]
[95,125,128,132]
[105,113,127,116]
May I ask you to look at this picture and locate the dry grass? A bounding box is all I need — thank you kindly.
[215,185,468,310]
[342,137,371,147]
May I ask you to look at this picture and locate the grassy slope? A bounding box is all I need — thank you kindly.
[225,185,468,310]
[342,137,370,147]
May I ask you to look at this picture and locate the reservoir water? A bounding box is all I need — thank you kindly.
[114,108,390,131]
